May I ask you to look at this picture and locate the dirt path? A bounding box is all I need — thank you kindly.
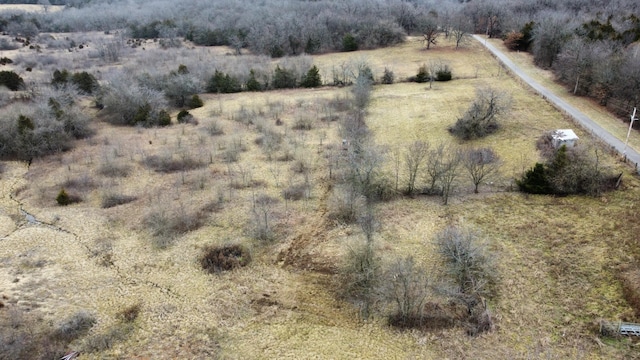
[473,34,640,170]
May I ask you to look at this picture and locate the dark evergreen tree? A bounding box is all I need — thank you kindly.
[0,70,24,91]
[272,66,297,89]
[342,33,358,52]
[245,69,263,91]
[301,65,322,88]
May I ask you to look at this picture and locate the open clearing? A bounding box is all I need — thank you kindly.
[1,32,640,359]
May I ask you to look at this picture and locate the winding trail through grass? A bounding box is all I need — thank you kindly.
[473,34,640,170]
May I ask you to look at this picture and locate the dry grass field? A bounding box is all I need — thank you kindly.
[1,30,640,359]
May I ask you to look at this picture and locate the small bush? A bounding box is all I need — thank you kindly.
[177,110,192,124]
[98,162,131,178]
[116,303,141,323]
[0,57,13,65]
[51,70,97,94]
[144,202,211,247]
[56,188,81,206]
[292,116,313,130]
[53,189,68,207]
[82,323,134,353]
[358,65,375,83]
[0,70,24,91]
[17,114,34,133]
[101,193,137,208]
[282,183,309,201]
[200,244,251,273]
[381,67,394,84]
[62,175,97,192]
[387,302,456,331]
[435,66,452,81]
[157,109,172,127]
[52,311,96,342]
[249,194,280,241]
[188,94,204,109]
[142,154,204,173]
[205,119,224,136]
[414,65,429,83]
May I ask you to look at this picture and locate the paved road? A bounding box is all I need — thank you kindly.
[473,34,640,170]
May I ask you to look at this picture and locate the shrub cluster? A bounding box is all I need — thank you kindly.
[207,69,242,93]
[0,91,93,160]
[51,69,99,94]
[143,204,207,248]
[56,187,82,206]
[414,65,429,83]
[208,64,322,94]
[100,76,171,127]
[0,70,24,91]
[101,192,137,208]
[449,88,510,140]
[200,244,251,273]
[517,144,619,196]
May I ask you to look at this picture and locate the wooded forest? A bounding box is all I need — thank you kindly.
[0,0,639,116]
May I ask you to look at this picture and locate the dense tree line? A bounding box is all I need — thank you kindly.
[1,0,638,116]
[491,1,640,117]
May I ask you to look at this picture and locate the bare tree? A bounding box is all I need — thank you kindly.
[435,225,496,315]
[391,146,401,192]
[341,204,380,319]
[346,143,385,202]
[424,143,446,195]
[250,194,279,241]
[451,13,472,49]
[352,72,373,111]
[426,59,450,89]
[463,147,501,193]
[553,38,593,95]
[384,256,430,327]
[449,87,512,140]
[163,72,203,108]
[439,148,462,205]
[404,140,429,195]
[418,14,440,50]
[531,12,574,69]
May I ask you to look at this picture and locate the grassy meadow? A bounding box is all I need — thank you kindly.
[1,28,640,359]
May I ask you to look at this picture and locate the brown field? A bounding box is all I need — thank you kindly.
[1,34,640,359]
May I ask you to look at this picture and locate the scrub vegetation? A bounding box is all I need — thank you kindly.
[0,0,639,358]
